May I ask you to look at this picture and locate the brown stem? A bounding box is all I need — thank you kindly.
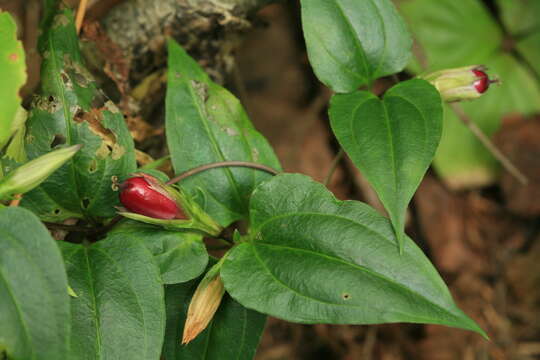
[166,161,280,185]
[9,194,22,207]
[450,103,529,185]
[75,0,89,34]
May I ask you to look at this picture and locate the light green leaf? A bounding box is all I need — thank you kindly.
[497,0,540,77]
[0,207,70,360]
[221,174,485,337]
[162,270,266,360]
[329,79,442,250]
[165,39,281,227]
[110,221,208,284]
[21,9,136,220]
[0,12,27,149]
[59,235,165,360]
[300,0,412,92]
[401,0,540,188]
[401,0,502,73]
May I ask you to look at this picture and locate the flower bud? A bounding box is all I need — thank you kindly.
[421,65,498,102]
[119,173,187,220]
[117,173,223,236]
[0,144,82,200]
[182,265,225,345]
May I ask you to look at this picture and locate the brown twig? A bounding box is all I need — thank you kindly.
[75,0,89,34]
[449,103,529,185]
[166,161,280,185]
[9,194,22,207]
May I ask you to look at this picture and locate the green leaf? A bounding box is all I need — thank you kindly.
[0,12,27,149]
[221,174,485,337]
[165,39,281,227]
[329,79,442,250]
[0,207,70,360]
[162,275,266,359]
[497,0,540,77]
[400,0,502,73]
[110,221,209,284]
[58,235,165,360]
[21,9,136,221]
[300,0,412,93]
[401,0,540,187]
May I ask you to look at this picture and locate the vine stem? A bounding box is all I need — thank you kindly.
[324,149,344,186]
[165,161,280,185]
[75,0,89,34]
[449,103,529,185]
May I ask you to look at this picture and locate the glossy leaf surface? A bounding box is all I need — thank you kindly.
[329,79,442,249]
[165,39,281,227]
[59,235,165,360]
[110,221,208,284]
[21,9,136,220]
[301,0,412,92]
[221,174,485,337]
[0,207,70,360]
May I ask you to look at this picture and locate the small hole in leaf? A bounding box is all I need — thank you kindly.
[82,198,90,209]
[88,160,97,173]
[342,293,351,300]
[51,134,66,148]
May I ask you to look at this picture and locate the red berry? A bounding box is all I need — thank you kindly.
[472,69,490,94]
[119,176,185,220]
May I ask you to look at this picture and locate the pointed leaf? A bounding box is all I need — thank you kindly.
[221,174,485,337]
[0,207,70,360]
[329,79,442,249]
[21,9,136,221]
[111,221,208,284]
[163,274,266,359]
[0,12,27,149]
[165,39,281,227]
[58,235,165,360]
[300,0,412,92]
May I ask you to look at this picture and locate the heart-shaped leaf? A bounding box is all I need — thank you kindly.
[221,174,485,337]
[0,207,70,360]
[110,221,208,284]
[59,235,165,360]
[162,269,266,360]
[0,12,27,149]
[21,9,136,221]
[329,78,442,250]
[300,0,412,93]
[166,39,281,227]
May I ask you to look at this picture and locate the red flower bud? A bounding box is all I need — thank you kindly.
[119,174,187,220]
[472,69,490,94]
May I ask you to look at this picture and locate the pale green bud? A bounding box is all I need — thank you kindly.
[0,144,82,200]
[421,65,498,102]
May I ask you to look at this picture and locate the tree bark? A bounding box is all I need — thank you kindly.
[99,0,274,85]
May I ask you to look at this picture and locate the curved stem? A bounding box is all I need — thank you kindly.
[166,161,280,185]
[324,149,344,186]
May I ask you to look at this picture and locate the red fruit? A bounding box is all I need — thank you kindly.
[472,69,490,94]
[119,176,186,220]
